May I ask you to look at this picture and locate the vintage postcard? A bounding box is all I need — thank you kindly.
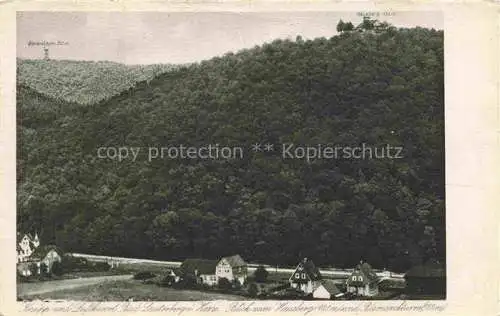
[0,1,498,316]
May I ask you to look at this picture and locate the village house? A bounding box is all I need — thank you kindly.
[17,232,40,263]
[312,279,344,300]
[346,260,380,297]
[32,245,63,274]
[288,257,322,294]
[17,262,33,277]
[404,261,446,298]
[17,231,64,277]
[216,254,248,285]
[180,258,218,286]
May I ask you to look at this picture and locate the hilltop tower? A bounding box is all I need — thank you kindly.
[43,47,50,60]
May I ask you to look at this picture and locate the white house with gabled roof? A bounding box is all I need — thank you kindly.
[216,254,248,285]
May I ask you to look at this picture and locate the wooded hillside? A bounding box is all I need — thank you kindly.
[17,21,445,272]
[17,59,177,104]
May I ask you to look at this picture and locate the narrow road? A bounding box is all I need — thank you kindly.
[17,274,133,296]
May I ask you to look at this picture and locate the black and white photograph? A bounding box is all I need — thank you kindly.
[15,11,446,303]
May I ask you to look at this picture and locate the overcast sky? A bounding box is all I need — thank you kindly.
[17,11,443,65]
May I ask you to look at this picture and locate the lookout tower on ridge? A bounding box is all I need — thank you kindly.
[27,40,69,61]
[43,46,50,60]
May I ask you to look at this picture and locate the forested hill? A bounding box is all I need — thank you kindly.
[17,22,445,272]
[17,59,177,104]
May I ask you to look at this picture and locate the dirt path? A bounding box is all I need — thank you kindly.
[17,274,133,296]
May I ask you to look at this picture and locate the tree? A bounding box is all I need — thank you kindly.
[360,17,375,31]
[336,20,345,33]
[254,265,269,283]
[247,282,259,297]
[344,22,354,31]
[51,261,63,276]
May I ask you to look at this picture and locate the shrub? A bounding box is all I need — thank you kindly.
[281,287,305,299]
[157,274,176,287]
[218,277,232,291]
[254,265,269,283]
[245,275,255,284]
[61,255,88,273]
[59,256,110,273]
[28,263,38,276]
[133,271,156,280]
[51,261,63,276]
[247,282,259,297]
[173,274,198,289]
[91,262,111,272]
[39,263,49,276]
[232,279,242,290]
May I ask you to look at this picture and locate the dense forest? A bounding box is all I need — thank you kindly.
[17,20,445,272]
[17,59,176,104]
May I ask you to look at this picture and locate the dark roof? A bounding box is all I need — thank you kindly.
[358,262,378,281]
[320,279,341,295]
[17,232,39,244]
[405,262,445,278]
[220,254,246,267]
[347,261,379,286]
[172,267,182,275]
[291,258,322,281]
[180,259,217,275]
[17,233,30,243]
[304,260,322,280]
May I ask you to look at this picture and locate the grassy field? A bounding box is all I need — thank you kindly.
[266,271,291,283]
[112,262,176,274]
[20,279,248,301]
[18,270,129,284]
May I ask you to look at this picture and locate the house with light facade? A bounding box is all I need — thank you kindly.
[289,257,323,294]
[288,257,343,299]
[346,260,380,297]
[17,232,40,263]
[16,232,63,276]
[32,245,63,273]
[215,254,248,285]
